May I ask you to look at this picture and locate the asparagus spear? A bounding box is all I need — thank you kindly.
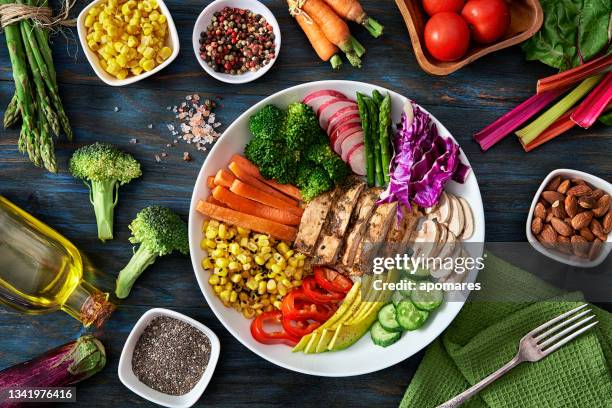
[379,93,392,184]
[365,96,384,186]
[372,89,384,106]
[357,92,375,186]
[3,95,20,128]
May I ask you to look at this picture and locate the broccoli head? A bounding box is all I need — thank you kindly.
[69,142,141,241]
[248,104,286,140]
[244,126,300,184]
[115,206,188,299]
[297,163,333,202]
[305,143,350,183]
[283,103,322,150]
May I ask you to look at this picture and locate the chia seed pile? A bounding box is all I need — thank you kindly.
[132,316,211,396]
[199,7,276,75]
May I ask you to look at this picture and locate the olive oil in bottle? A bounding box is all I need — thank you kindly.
[0,195,114,327]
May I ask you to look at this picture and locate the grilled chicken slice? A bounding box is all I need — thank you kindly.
[339,189,380,269]
[293,187,339,255]
[351,201,398,275]
[314,180,366,265]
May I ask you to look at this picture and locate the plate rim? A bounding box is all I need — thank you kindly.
[188,80,485,377]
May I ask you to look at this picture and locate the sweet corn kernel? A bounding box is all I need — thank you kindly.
[208,274,219,285]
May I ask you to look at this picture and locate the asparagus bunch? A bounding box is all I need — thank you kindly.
[1,0,72,172]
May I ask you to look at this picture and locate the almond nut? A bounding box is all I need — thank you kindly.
[551,200,567,218]
[592,194,610,218]
[571,235,589,258]
[591,189,605,200]
[551,217,573,237]
[579,227,595,242]
[557,179,571,194]
[565,195,579,218]
[590,219,607,242]
[603,210,612,234]
[571,178,586,186]
[546,211,554,223]
[567,184,592,197]
[546,175,562,191]
[578,196,596,209]
[539,224,557,247]
[571,211,593,230]
[589,238,603,260]
[542,190,565,204]
[531,217,543,235]
[557,235,572,254]
[534,202,547,219]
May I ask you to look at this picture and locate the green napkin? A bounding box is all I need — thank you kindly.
[400,253,612,408]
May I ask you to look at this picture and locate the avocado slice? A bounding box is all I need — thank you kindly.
[315,290,362,352]
[293,333,312,352]
[328,270,399,351]
[303,332,321,354]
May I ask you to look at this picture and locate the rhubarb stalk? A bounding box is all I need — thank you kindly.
[537,54,612,94]
[570,72,612,128]
[516,75,603,145]
[473,89,565,151]
[522,108,577,152]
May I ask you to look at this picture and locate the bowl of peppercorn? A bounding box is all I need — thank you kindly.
[192,0,281,84]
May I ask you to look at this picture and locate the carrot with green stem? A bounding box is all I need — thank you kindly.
[294,12,343,69]
[288,0,365,67]
[321,0,383,38]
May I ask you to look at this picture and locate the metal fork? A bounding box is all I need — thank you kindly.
[437,304,598,408]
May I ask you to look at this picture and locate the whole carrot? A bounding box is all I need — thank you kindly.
[288,0,365,67]
[295,13,343,69]
[322,0,383,38]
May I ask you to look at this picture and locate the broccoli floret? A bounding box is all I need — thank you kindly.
[305,143,350,182]
[299,164,333,202]
[69,142,141,241]
[248,105,286,140]
[284,103,322,150]
[115,206,188,299]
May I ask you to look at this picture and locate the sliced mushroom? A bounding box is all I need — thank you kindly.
[424,203,438,215]
[437,229,457,260]
[435,244,462,283]
[413,219,440,258]
[458,197,474,240]
[447,195,465,238]
[437,192,452,224]
[431,222,448,258]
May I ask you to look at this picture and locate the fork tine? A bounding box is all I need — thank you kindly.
[541,321,599,355]
[534,309,592,341]
[529,304,588,336]
[539,315,595,348]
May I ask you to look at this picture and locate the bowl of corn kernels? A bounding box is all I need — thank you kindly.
[77,0,179,86]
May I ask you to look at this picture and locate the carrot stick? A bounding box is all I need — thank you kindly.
[206,195,226,207]
[294,13,342,69]
[321,0,383,37]
[207,176,216,189]
[230,180,304,217]
[228,161,298,206]
[197,201,297,242]
[212,186,301,226]
[214,169,236,188]
[290,0,364,67]
[231,154,303,201]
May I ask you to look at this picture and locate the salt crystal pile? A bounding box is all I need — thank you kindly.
[167,94,221,152]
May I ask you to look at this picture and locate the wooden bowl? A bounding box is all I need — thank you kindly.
[395,0,543,76]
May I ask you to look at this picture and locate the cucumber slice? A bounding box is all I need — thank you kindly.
[377,303,402,332]
[400,265,430,280]
[411,285,444,311]
[391,290,405,307]
[397,277,418,298]
[370,321,401,347]
[396,299,429,331]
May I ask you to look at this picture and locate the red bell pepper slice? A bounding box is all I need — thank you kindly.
[250,310,301,346]
[282,317,321,338]
[302,276,345,304]
[281,288,336,321]
[314,266,353,294]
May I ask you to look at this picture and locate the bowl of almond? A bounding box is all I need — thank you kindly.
[526,169,611,267]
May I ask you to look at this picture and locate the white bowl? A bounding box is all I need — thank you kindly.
[77,0,180,86]
[526,169,612,268]
[118,308,220,408]
[187,80,485,377]
[192,0,281,84]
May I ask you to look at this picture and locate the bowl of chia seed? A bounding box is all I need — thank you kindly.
[118,308,220,408]
[192,0,281,84]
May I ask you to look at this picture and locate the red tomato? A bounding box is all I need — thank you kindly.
[422,0,465,16]
[424,12,470,62]
[461,0,510,44]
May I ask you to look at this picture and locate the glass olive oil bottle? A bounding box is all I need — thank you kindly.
[0,195,114,327]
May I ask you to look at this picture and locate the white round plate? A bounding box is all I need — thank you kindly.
[188,80,485,377]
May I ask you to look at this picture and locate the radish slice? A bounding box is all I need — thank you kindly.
[330,121,362,148]
[334,127,362,154]
[318,99,358,130]
[341,133,364,161]
[348,146,366,176]
[328,112,361,137]
[327,106,360,133]
[303,90,349,115]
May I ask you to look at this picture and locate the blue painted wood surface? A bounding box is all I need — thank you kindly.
[0,0,610,407]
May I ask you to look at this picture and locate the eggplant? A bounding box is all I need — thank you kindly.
[0,335,106,407]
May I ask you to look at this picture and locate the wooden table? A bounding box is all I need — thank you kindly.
[0,1,610,407]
